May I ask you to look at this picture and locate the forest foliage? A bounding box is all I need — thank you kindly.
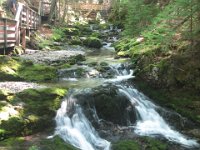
[110,0,200,55]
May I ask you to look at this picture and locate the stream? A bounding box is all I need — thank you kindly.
[50,27,199,150]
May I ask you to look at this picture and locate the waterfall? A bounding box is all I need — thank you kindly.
[54,96,110,150]
[118,85,199,148]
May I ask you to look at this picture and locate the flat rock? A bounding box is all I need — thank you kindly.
[0,82,45,93]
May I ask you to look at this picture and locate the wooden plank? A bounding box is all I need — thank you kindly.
[0,30,15,34]
[0,22,16,26]
[0,26,15,31]
[0,33,15,38]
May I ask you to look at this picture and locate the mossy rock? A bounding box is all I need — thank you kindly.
[0,117,25,136]
[91,32,102,38]
[0,56,57,82]
[99,23,110,30]
[39,136,78,150]
[14,88,66,115]
[83,37,102,49]
[112,140,140,150]
[18,63,57,82]
[66,54,86,65]
[141,137,167,150]
[0,88,67,137]
[0,137,26,148]
[0,56,22,81]
[100,62,109,67]
[0,89,9,100]
[69,36,82,45]
[64,28,80,36]
[88,62,98,67]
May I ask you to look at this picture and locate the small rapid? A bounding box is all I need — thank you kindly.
[52,24,199,150]
[118,85,199,148]
[54,96,110,150]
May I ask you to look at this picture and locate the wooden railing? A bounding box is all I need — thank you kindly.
[20,4,40,29]
[15,3,40,30]
[0,18,17,53]
[40,1,111,16]
[0,2,40,51]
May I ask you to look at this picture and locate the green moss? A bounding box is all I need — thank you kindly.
[0,117,25,136]
[83,37,102,48]
[0,88,67,137]
[66,54,86,65]
[141,137,167,150]
[0,89,9,100]
[112,140,140,150]
[14,88,67,115]
[0,56,22,81]
[58,63,71,69]
[100,62,109,67]
[69,36,82,45]
[0,137,25,147]
[0,56,58,82]
[39,136,77,150]
[18,63,57,82]
[91,32,102,38]
[64,28,80,36]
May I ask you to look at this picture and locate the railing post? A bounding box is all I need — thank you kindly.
[3,18,7,55]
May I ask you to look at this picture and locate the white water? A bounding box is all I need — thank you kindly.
[54,97,110,150]
[119,85,199,148]
[106,70,134,82]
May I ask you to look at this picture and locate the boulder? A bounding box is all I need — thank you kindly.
[75,84,137,126]
[83,37,102,48]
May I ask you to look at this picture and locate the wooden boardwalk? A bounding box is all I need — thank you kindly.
[0,2,40,53]
[40,1,111,18]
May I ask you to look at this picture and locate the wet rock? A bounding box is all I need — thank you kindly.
[75,84,137,126]
[188,129,200,139]
[83,37,102,49]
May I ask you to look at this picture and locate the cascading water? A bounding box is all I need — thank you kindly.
[53,26,199,149]
[108,64,199,148]
[54,96,110,150]
[118,85,199,148]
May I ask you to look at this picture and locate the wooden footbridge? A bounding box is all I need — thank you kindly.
[40,1,112,19]
[0,1,111,53]
[0,2,40,54]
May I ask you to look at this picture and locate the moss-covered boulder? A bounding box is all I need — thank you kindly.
[18,62,57,82]
[39,136,78,150]
[0,56,22,81]
[0,88,67,137]
[0,89,9,100]
[0,56,57,82]
[0,136,77,150]
[69,36,82,45]
[64,28,80,36]
[75,84,136,126]
[83,37,102,48]
[112,140,140,150]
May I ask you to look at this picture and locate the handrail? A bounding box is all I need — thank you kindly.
[0,18,17,53]
[0,2,40,50]
[40,2,111,16]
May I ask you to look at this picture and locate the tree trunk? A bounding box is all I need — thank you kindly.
[62,0,68,23]
[48,0,57,23]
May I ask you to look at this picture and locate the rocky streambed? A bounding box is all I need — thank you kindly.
[0,22,200,150]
